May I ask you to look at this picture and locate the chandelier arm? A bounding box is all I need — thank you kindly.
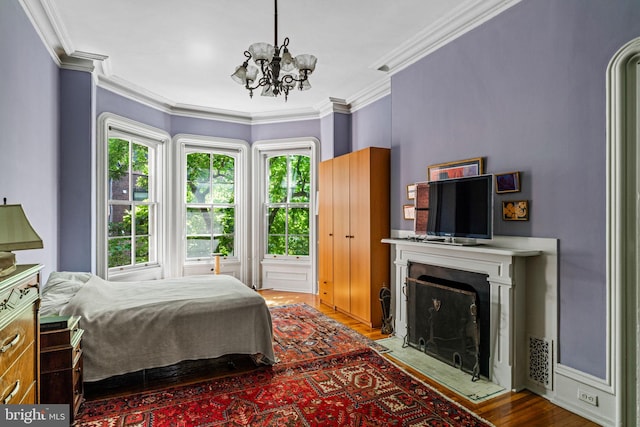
[245,76,271,91]
[281,74,304,85]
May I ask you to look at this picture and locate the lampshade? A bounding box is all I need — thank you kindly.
[281,48,295,72]
[294,54,317,73]
[231,64,248,85]
[0,204,43,251]
[0,204,43,277]
[248,42,275,63]
[246,65,259,84]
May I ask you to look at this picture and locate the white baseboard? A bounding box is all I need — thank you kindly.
[553,364,616,426]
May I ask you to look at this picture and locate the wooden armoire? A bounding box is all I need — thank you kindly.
[318,147,390,328]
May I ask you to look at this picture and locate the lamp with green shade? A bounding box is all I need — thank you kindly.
[0,203,43,277]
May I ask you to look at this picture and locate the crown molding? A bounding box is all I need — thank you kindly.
[59,54,95,72]
[97,75,175,115]
[370,0,521,75]
[317,98,351,118]
[18,0,64,65]
[250,107,322,125]
[99,75,325,125]
[348,78,391,113]
[23,0,520,125]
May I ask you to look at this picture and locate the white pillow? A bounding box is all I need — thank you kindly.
[40,271,92,316]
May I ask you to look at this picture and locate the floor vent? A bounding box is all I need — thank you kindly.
[528,335,552,390]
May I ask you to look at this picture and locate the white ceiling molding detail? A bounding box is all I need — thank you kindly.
[370,0,522,75]
[347,78,391,113]
[18,0,63,65]
[21,0,520,125]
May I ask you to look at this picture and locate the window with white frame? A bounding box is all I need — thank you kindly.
[177,135,249,281]
[184,149,237,259]
[251,138,317,291]
[264,153,311,257]
[97,114,168,280]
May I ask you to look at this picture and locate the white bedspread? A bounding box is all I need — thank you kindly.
[54,274,275,382]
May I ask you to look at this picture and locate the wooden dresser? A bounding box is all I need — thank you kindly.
[0,264,42,404]
[40,316,84,421]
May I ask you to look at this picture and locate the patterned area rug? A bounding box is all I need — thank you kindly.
[270,303,388,364]
[75,304,493,427]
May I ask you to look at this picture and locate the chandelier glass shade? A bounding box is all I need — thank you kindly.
[231,0,317,101]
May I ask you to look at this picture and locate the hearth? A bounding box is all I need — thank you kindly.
[405,261,490,380]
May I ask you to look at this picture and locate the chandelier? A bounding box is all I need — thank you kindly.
[230,0,317,101]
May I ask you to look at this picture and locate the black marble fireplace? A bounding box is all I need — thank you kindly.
[405,261,490,379]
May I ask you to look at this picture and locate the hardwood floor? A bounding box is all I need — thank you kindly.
[84,290,599,427]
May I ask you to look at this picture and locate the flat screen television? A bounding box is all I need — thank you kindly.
[415,174,493,242]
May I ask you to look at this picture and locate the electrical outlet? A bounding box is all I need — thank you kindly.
[578,389,599,406]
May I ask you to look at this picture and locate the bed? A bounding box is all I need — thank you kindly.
[40,272,276,382]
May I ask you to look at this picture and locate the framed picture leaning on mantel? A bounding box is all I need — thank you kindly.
[427,157,484,181]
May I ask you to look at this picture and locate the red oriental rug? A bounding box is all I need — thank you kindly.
[269,303,389,364]
[75,304,493,427]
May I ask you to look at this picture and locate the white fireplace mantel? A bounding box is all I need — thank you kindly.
[382,238,541,391]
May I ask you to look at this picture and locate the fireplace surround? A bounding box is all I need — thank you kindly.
[383,238,541,391]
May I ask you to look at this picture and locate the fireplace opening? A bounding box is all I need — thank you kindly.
[405,262,490,380]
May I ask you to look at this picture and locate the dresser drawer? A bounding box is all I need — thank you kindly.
[0,342,35,404]
[0,306,36,374]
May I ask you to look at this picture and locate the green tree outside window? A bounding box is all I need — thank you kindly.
[107,138,154,268]
[185,152,236,258]
[266,155,310,256]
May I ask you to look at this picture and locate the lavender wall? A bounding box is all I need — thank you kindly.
[333,113,352,157]
[96,88,172,132]
[0,1,59,280]
[352,95,392,151]
[391,0,640,378]
[320,114,334,161]
[171,115,250,142]
[58,70,95,272]
[251,119,321,143]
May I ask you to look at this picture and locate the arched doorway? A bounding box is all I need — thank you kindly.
[607,37,640,426]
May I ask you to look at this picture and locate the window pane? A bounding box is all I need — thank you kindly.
[134,205,150,236]
[108,237,131,268]
[186,152,211,203]
[289,155,310,202]
[109,138,130,201]
[211,155,235,203]
[186,236,212,258]
[132,144,149,201]
[216,235,234,256]
[212,207,234,234]
[108,205,131,237]
[289,207,309,234]
[267,235,285,255]
[186,207,212,235]
[288,235,310,256]
[268,156,288,203]
[135,236,149,263]
[267,207,286,235]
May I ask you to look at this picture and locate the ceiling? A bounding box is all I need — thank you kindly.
[23,0,519,121]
